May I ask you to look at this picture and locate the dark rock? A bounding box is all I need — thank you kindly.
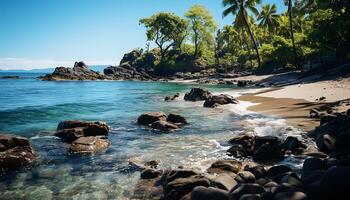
[167,114,188,125]
[320,114,338,126]
[273,192,307,200]
[256,178,274,186]
[165,175,210,200]
[120,49,142,65]
[279,174,302,188]
[203,94,238,108]
[211,173,238,191]
[229,183,266,199]
[229,135,255,153]
[227,144,248,158]
[145,160,159,169]
[254,136,280,148]
[281,136,306,155]
[184,88,212,101]
[137,112,167,126]
[316,134,335,153]
[141,168,162,179]
[267,165,292,178]
[162,170,198,185]
[320,166,350,200]
[165,93,180,101]
[55,121,109,143]
[191,186,229,200]
[309,109,320,118]
[69,136,109,154]
[0,133,36,170]
[151,120,179,131]
[253,143,284,162]
[237,80,248,87]
[235,171,256,184]
[334,131,350,156]
[302,157,325,173]
[1,76,20,79]
[245,165,267,180]
[207,160,242,175]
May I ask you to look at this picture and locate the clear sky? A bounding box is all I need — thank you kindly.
[0,0,286,70]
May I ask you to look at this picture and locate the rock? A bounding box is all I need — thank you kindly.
[211,174,238,191]
[167,114,188,125]
[120,49,142,65]
[237,80,250,87]
[334,131,350,156]
[141,168,162,179]
[254,136,280,147]
[235,171,256,184]
[279,174,302,188]
[41,61,106,81]
[184,88,212,101]
[162,170,198,185]
[191,186,229,200]
[267,165,292,178]
[137,112,167,126]
[227,144,248,158]
[253,143,284,163]
[145,160,159,169]
[229,183,266,199]
[273,192,307,200]
[239,194,261,200]
[0,133,36,170]
[69,136,109,154]
[203,94,238,108]
[165,175,210,200]
[56,121,109,143]
[165,93,180,101]
[207,160,242,175]
[1,75,20,79]
[309,109,320,118]
[245,165,267,180]
[281,136,306,155]
[151,120,178,131]
[320,166,350,200]
[316,134,335,153]
[228,135,255,153]
[302,157,325,173]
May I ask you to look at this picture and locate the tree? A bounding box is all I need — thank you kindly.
[284,0,299,69]
[257,4,279,32]
[223,0,262,67]
[185,5,217,58]
[140,13,188,61]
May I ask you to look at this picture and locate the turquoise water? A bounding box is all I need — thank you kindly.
[0,72,304,199]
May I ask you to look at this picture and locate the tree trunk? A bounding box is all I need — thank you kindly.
[242,13,261,68]
[288,0,299,69]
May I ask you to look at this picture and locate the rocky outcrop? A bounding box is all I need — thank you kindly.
[103,64,151,80]
[184,88,212,101]
[41,61,106,81]
[203,94,238,108]
[0,133,36,170]
[137,112,187,131]
[55,120,110,154]
[165,93,180,101]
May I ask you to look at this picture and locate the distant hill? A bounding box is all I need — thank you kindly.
[0,65,109,73]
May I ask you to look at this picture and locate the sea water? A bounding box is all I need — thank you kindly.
[0,72,305,199]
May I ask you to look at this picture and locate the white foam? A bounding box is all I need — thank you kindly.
[30,135,59,140]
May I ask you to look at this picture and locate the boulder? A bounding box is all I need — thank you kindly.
[207,160,242,175]
[191,186,229,200]
[162,170,198,185]
[316,134,335,153]
[228,135,255,153]
[281,136,306,155]
[244,165,267,180]
[229,183,266,199]
[184,88,212,101]
[151,121,179,131]
[239,194,261,200]
[167,114,188,125]
[69,136,109,154]
[237,80,248,87]
[203,94,238,108]
[273,192,307,200]
[227,144,248,158]
[165,93,180,101]
[320,166,350,200]
[141,168,162,179]
[253,143,284,163]
[235,171,256,184]
[254,136,280,148]
[267,165,293,178]
[165,175,210,200]
[137,112,167,126]
[211,174,238,191]
[334,131,350,156]
[0,133,36,170]
[56,120,109,143]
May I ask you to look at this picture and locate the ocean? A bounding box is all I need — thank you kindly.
[0,72,305,199]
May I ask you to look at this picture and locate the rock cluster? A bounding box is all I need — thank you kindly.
[227,135,306,162]
[203,94,238,108]
[184,88,212,101]
[137,112,188,132]
[0,133,36,171]
[165,93,180,101]
[55,120,110,154]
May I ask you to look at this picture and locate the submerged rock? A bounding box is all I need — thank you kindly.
[184,88,212,101]
[203,94,238,108]
[137,112,187,132]
[151,121,179,131]
[165,93,180,101]
[137,112,167,126]
[0,133,36,170]
[69,136,109,154]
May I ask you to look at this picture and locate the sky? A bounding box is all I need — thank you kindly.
[0,0,286,70]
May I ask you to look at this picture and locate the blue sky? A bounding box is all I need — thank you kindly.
[0,0,286,69]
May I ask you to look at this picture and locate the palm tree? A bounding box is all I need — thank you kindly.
[284,0,299,69]
[257,4,279,32]
[223,0,262,67]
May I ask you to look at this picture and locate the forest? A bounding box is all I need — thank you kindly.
[136,0,350,75]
